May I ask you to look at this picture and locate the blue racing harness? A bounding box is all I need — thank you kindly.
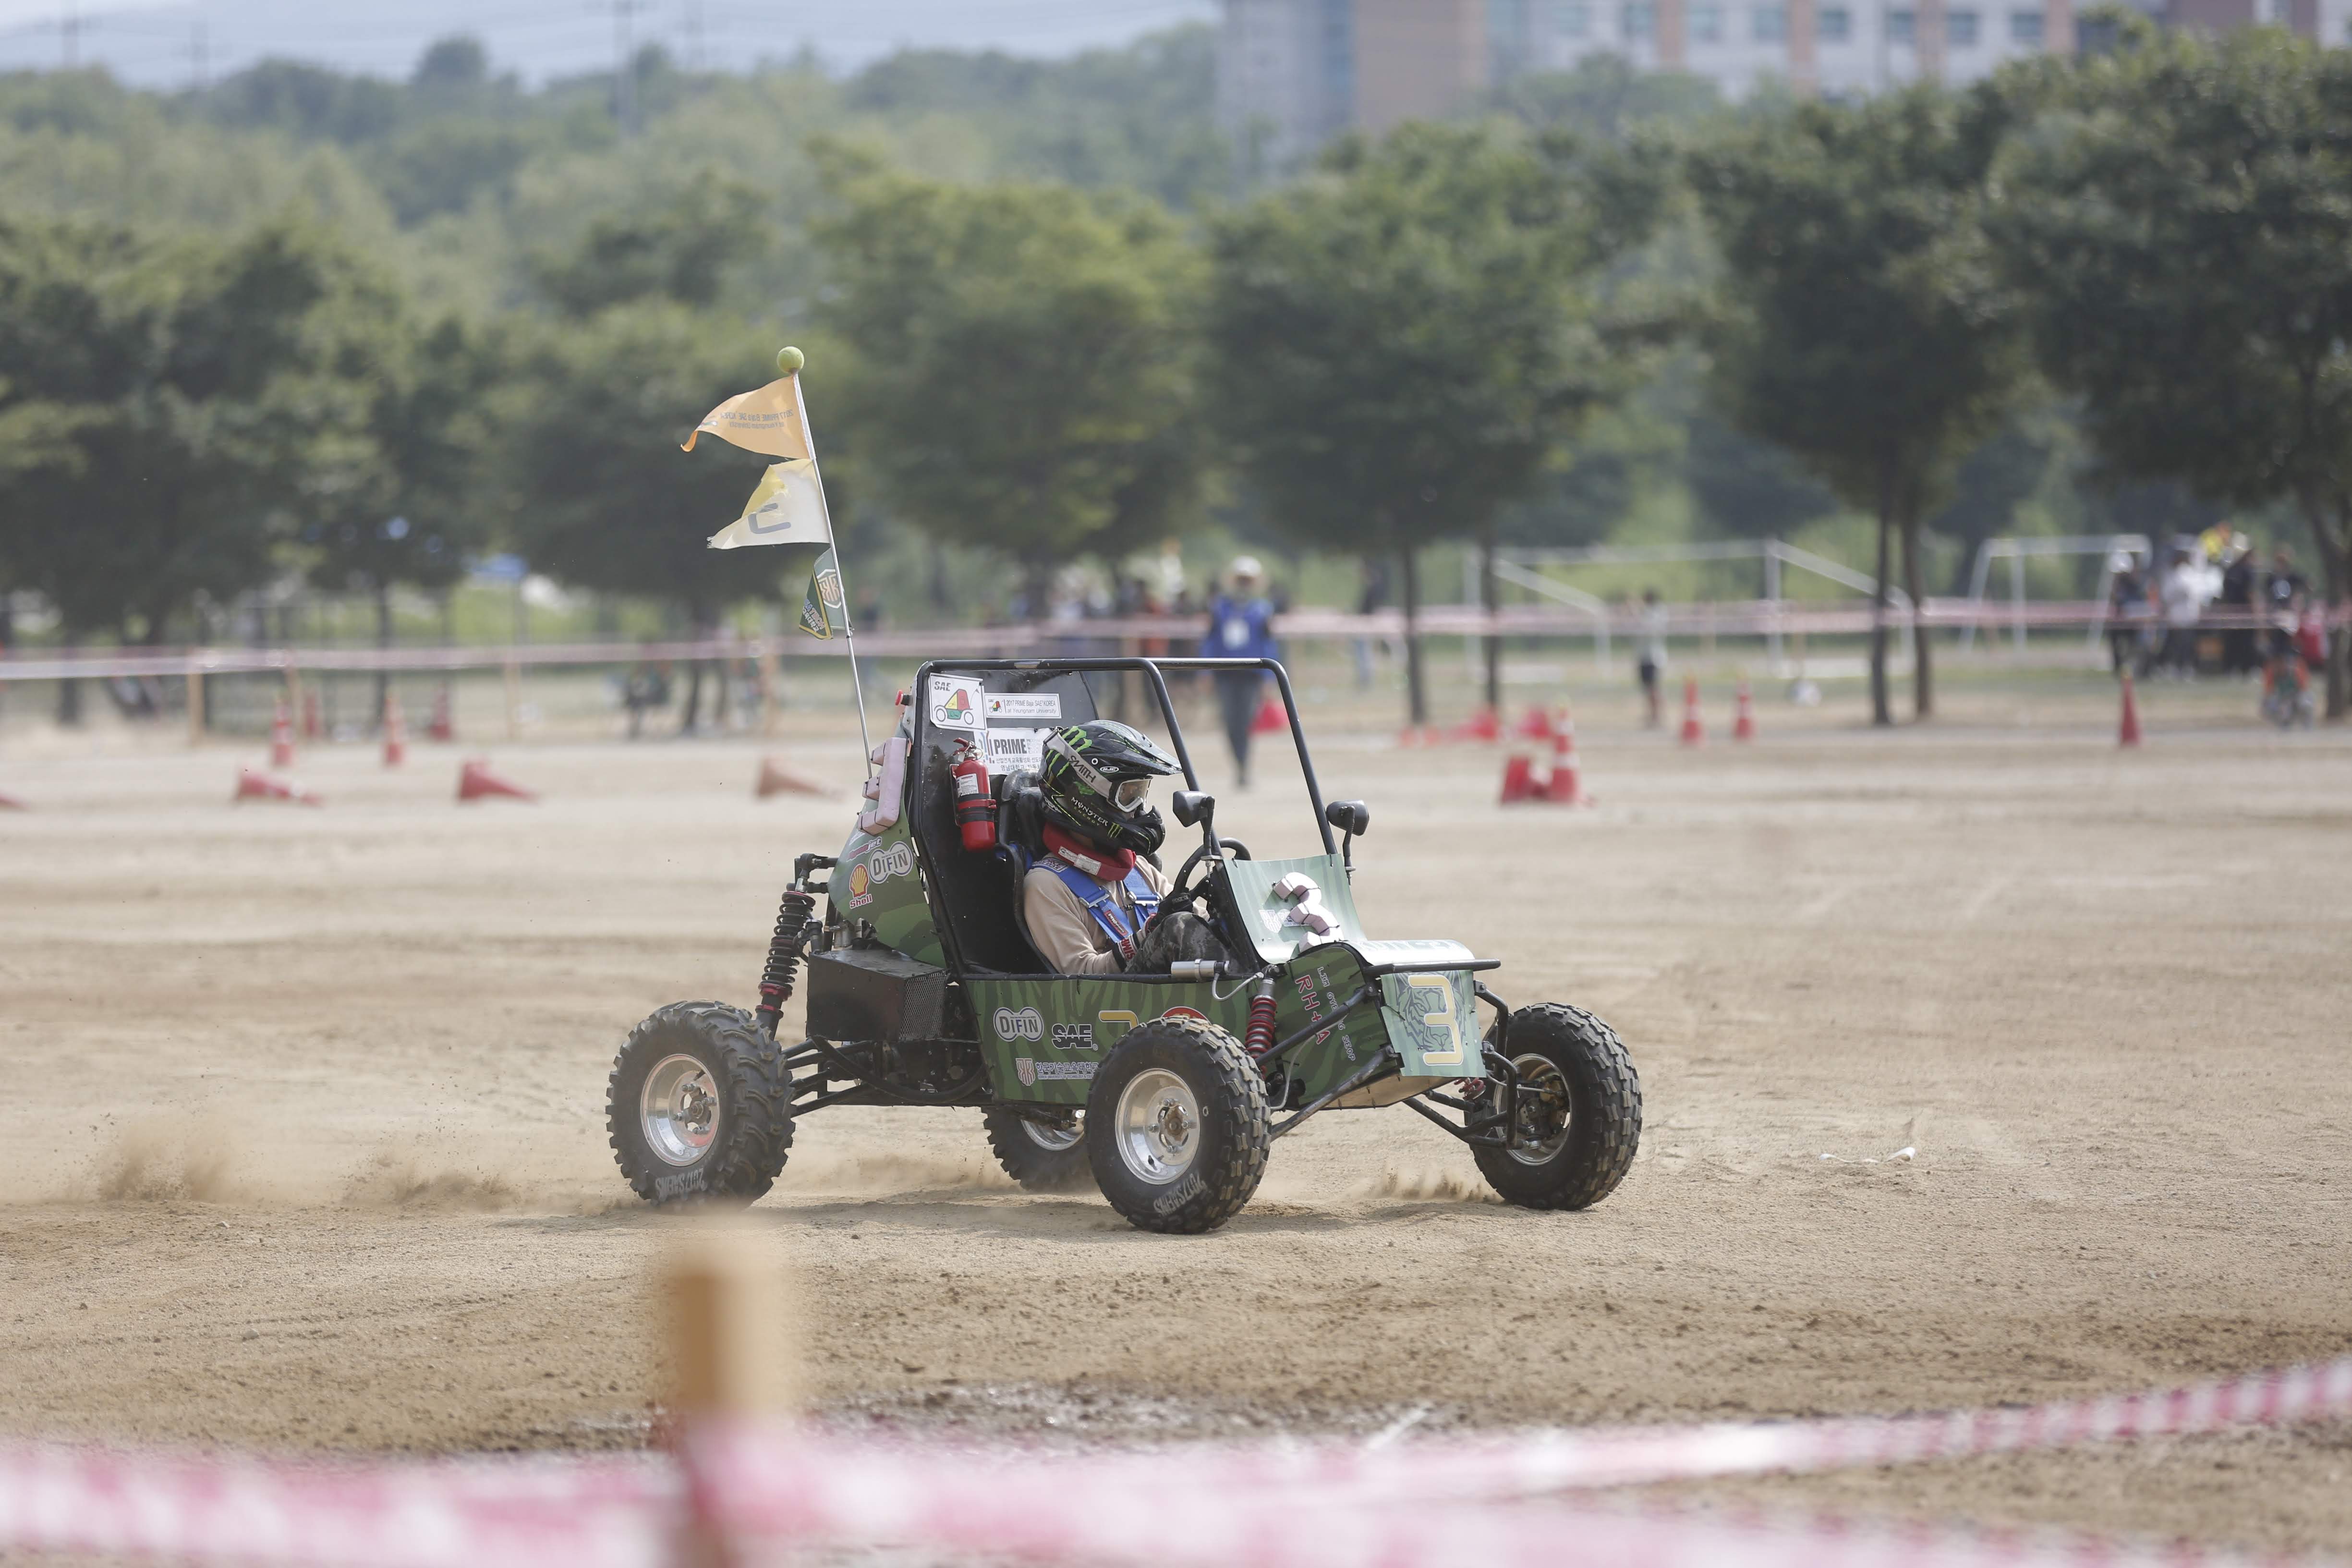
[1048,860,1161,963]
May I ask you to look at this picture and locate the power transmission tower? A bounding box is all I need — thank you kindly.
[608,0,648,135]
[187,18,211,90]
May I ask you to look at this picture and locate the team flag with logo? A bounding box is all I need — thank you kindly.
[680,376,812,461]
[705,458,833,551]
[798,548,848,640]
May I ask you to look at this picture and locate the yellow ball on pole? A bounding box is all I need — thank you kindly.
[776,345,805,375]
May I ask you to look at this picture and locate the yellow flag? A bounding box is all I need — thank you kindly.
[707,459,834,551]
[681,376,812,461]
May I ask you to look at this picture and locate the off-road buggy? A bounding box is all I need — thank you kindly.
[606,658,1641,1233]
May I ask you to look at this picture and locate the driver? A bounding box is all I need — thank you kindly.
[1024,720,1231,974]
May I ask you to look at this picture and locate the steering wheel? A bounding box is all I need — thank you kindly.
[1162,836,1251,914]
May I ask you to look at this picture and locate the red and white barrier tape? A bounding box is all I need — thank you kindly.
[4,1353,2347,1568]
[0,1445,673,1568]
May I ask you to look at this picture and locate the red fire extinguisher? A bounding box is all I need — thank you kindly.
[952,742,996,851]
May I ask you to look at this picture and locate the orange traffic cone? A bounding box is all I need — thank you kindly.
[427,682,454,742]
[1514,705,1556,741]
[1499,753,1538,804]
[1540,710,1594,806]
[1732,680,1757,743]
[755,755,826,799]
[1250,695,1285,735]
[1679,677,1705,747]
[458,758,535,802]
[300,687,322,741]
[1448,705,1501,743]
[234,768,320,806]
[2118,671,2142,748]
[269,700,295,768]
[382,693,407,768]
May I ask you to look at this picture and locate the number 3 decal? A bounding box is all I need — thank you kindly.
[1406,975,1465,1066]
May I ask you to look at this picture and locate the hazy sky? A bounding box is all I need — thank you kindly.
[0,0,1217,87]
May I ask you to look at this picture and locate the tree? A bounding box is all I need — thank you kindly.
[497,301,787,731]
[1990,23,2352,716]
[812,158,1205,619]
[1691,86,2028,724]
[0,217,390,719]
[1206,121,1660,723]
[530,170,774,318]
[297,314,500,723]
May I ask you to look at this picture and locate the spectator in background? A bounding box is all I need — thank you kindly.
[2106,552,2150,676]
[2218,535,2259,675]
[2159,547,2205,677]
[1207,556,1279,788]
[1637,588,1669,728]
[2266,547,2309,661]
[1354,558,1390,691]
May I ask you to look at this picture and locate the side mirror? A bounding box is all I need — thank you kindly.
[1324,800,1371,837]
[1172,790,1214,829]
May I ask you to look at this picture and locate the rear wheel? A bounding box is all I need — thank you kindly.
[1470,1004,1640,1211]
[1084,1016,1269,1234]
[607,1002,794,1205]
[982,1105,1095,1192]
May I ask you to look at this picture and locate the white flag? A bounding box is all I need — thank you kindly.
[707,459,833,551]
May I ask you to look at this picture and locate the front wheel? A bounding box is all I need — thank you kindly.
[1084,1016,1269,1234]
[607,1001,794,1205]
[982,1105,1095,1192]
[1470,1003,1640,1211]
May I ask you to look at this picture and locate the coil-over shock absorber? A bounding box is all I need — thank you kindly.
[754,854,833,1038]
[1243,972,1279,1057]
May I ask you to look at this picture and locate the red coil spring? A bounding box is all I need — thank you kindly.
[1243,990,1278,1057]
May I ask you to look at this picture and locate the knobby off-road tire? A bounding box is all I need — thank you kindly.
[608,1001,794,1205]
[982,1106,1095,1193]
[1471,1003,1640,1211]
[1084,1016,1269,1234]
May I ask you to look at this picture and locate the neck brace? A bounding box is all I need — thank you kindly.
[1043,824,1136,883]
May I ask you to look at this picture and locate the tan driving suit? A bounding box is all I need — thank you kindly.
[1022,854,1170,974]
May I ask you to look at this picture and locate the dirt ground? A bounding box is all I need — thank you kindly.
[2,679,2348,1554]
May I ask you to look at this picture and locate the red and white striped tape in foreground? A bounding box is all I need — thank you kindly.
[2,1353,2347,1568]
[0,1445,674,1568]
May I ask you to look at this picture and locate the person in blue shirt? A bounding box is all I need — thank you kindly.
[1206,556,1279,787]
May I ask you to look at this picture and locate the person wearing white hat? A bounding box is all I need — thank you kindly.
[1206,556,1279,787]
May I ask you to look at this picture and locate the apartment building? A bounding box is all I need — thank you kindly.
[1221,0,2352,165]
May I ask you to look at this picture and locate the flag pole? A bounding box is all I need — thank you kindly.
[783,350,875,776]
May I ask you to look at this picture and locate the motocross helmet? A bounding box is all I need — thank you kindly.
[1038,720,1178,858]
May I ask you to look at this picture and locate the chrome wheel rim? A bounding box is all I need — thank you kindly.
[1504,1053,1571,1167]
[1021,1111,1084,1153]
[641,1053,720,1167]
[1113,1068,1199,1184]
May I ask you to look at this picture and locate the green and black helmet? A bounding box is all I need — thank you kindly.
[1039,719,1179,857]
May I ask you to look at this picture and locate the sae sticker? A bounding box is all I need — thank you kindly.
[985,692,1062,721]
[927,674,986,734]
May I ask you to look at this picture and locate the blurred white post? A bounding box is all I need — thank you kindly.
[1763,539,1783,669]
[185,660,204,748]
[2011,552,2026,653]
[503,657,521,740]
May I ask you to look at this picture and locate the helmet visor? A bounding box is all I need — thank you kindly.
[1114,777,1152,812]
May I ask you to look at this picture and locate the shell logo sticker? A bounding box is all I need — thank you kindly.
[993,1006,1044,1042]
[849,842,913,908]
